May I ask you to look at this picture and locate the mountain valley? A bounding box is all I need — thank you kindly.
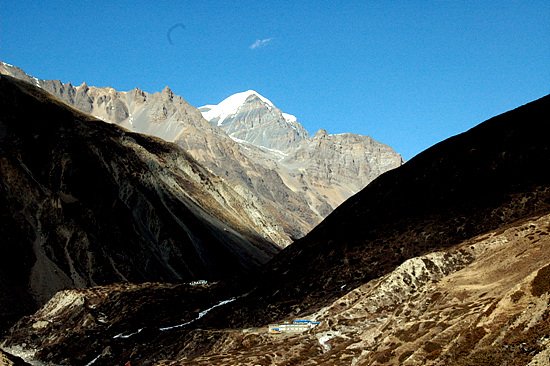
[0,64,548,365]
[1,60,550,366]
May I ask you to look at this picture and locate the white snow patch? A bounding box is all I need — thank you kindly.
[159,297,236,331]
[319,335,332,351]
[230,136,288,157]
[2,61,14,67]
[97,316,108,324]
[262,145,288,157]
[94,115,108,122]
[282,113,297,122]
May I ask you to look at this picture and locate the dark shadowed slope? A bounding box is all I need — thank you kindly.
[0,75,279,331]
[216,93,550,326]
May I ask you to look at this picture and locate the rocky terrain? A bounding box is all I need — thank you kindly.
[209,92,550,332]
[0,74,281,332]
[4,214,550,365]
[2,86,549,365]
[0,61,404,243]
[0,349,29,366]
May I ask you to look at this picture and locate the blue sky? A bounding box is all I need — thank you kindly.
[1,0,549,160]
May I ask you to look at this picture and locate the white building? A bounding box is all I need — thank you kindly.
[268,320,320,334]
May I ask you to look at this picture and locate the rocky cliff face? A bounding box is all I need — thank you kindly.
[0,75,281,331]
[279,129,404,212]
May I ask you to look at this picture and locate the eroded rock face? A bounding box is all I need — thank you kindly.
[173,125,321,242]
[280,129,404,210]
[0,75,280,330]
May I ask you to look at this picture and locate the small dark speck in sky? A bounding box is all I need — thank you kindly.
[167,23,185,45]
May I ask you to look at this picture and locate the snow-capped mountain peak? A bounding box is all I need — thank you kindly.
[199,90,274,126]
[199,90,310,151]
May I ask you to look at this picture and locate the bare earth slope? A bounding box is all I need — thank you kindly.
[0,75,280,331]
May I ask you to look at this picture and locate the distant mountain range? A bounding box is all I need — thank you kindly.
[0,61,404,245]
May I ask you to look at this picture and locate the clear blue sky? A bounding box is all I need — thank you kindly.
[1,0,549,160]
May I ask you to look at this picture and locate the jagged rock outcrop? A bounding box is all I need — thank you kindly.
[279,129,404,211]
[0,74,281,331]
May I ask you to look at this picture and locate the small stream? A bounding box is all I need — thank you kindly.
[159,297,237,331]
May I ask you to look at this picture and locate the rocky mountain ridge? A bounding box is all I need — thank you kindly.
[0,74,280,332]
[199,88,404,218]
[0,61,404,244]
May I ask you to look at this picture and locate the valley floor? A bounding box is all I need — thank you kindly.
[3,214,550,366]
[159,213,550,365]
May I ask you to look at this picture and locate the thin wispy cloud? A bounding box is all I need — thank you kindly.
[250,38,273,49]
